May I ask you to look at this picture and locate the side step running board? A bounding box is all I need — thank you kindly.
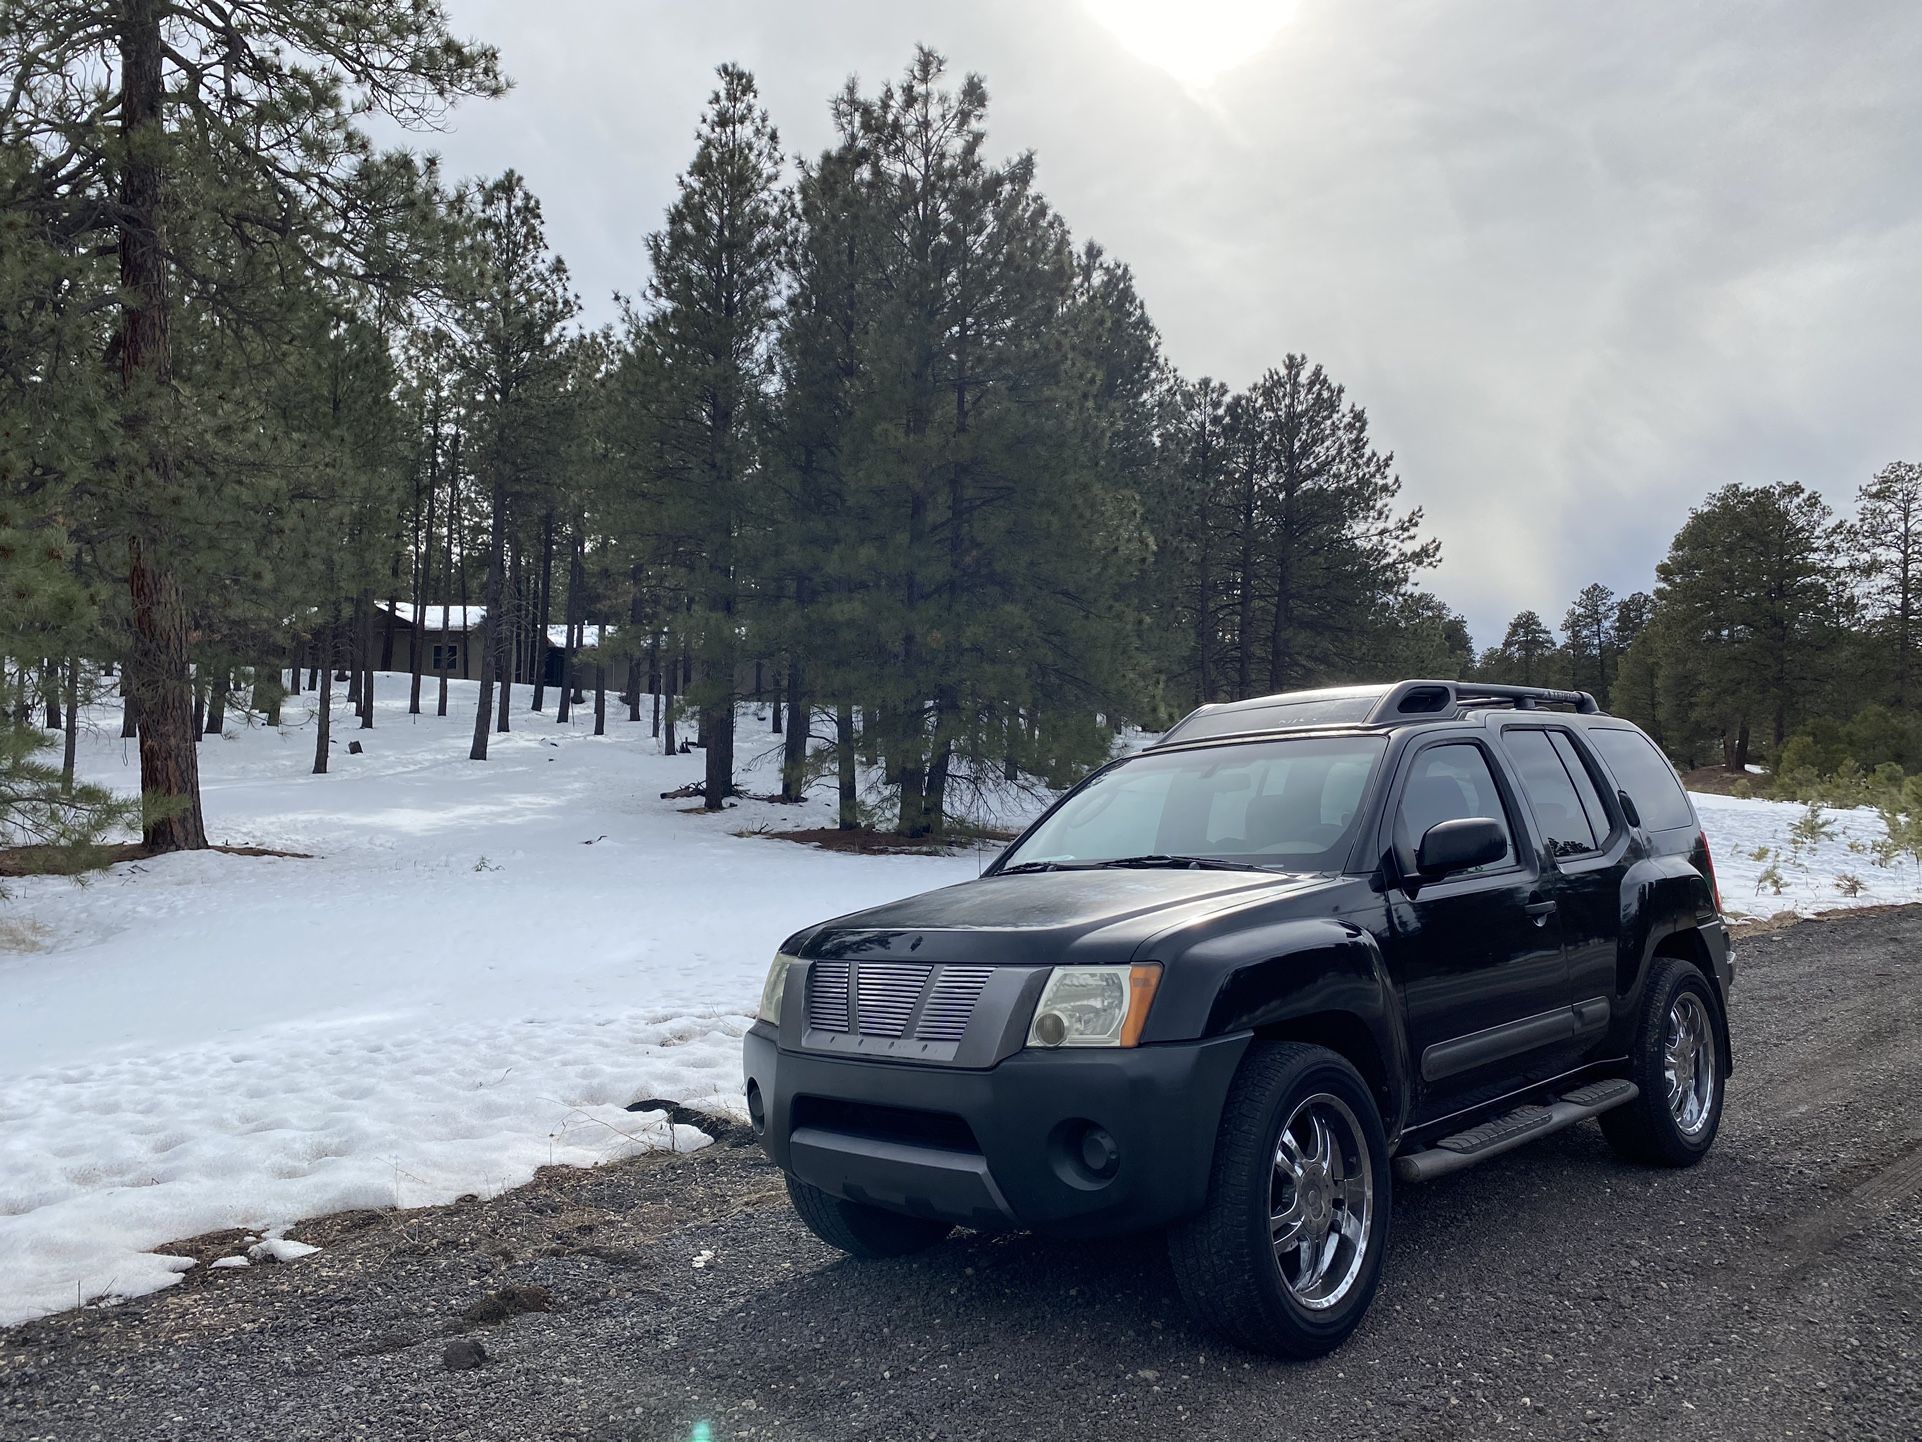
[1393,1079,1639,1183]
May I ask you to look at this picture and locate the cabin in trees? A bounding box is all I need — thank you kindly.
[371,602,607,687]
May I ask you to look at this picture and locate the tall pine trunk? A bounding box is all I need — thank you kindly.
[312,635,333,774]
[662,643,678,754]
[836,701,858,831]
[408,419,433,715]
[469,481,505,760]
[781,660,807,802]
[204,669,226,736]
[493,540,513,733]
[532,509,554,712]
[557,535,581,724]
[60,656,79,794]
[701,687,733,808]
[358,592,375,728]
[650,633,662,738]
[593,622,607,737]
[254,665,282,728]
[408,466,431,715]
[1235,461,1257,701]
[120,651,138,737]
[439,463,457,718]
[118,0,206,851]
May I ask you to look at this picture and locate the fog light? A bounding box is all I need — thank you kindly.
[1033,1011,1068,1047]
[1079,1126,1120,1179]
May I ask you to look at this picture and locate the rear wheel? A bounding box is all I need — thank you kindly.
[1600,954,1726,1166]
[1168,1042,1391,1357]
[784,1175,954,1258]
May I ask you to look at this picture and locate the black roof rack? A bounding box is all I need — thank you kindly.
[1362,680,1599,723]
[1151,680,1601,747]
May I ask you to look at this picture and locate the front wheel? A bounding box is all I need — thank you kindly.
[1168,1042,1392,1357]
[784,1175,954,1259]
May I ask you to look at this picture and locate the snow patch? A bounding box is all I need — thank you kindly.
[0,681,999,1326]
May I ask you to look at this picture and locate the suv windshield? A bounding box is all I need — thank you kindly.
[999,734,1387,873]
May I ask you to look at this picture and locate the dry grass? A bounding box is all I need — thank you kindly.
[0,916,52,953]
[738,825,978,855]
[0,841,311,879]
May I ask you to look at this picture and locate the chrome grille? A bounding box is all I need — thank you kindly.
[853,962,931,1038]
[804,961,996,1043]
[915,966,995,1041]
[806,960,851,1031]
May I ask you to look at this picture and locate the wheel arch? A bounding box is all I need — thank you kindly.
[1251,1010,1401,1139]
[1647,928,1735,1078]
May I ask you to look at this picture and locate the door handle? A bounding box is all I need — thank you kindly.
[1524,897,1557,924]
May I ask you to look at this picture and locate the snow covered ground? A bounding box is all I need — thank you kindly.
[0,687,1912,1325]
[0,681,1002,1325]
[1692,790,1917,920]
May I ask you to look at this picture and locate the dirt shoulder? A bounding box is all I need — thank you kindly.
[5,907,1921,1441]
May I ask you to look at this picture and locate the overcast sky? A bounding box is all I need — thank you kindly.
[397,0,1922,649]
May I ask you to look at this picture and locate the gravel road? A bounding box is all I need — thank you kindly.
[5,907,1920,1441]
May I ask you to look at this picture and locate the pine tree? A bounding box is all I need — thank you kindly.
[1856,461,1922,705]
[1365,592,1473,680]
[642,65,786,809]
[3,0,501,848]
[759,106,873,805]
[1236,356,1437,694]
[446,173,578,761]
[1493,611,1556,685]
[1560,581,1616,704]
[1648,482,1843,768]
[1141,378,1234,706]
[835,49,1153,834]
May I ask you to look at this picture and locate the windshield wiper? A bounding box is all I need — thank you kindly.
[995,860,1066,874]
[1087,854,1269,872]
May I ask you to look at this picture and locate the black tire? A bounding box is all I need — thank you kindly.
[1167,1041,1392,1358]
[784,1175,954,1258]
[1600,954,1727,1166]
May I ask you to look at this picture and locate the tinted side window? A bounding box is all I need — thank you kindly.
[1549,731,1614,843]
[1589,727,1697,831]
[1503,729,1597,856]
[1397,743,1515,872]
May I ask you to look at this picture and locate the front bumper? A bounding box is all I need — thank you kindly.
[743,1023,1249,1236]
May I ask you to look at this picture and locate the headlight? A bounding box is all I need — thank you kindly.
[758,953,797,1024]
[1027,963,1162,1049]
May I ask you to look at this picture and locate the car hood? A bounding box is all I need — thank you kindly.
[789,867,1344,967]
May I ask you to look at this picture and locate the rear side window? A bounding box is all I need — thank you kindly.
[1548,731,1614,843]
[1588,727,1696,831]
[1502,729,1598,856]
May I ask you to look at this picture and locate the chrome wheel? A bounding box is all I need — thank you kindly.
[1269,1092,1374,1310]
[1664,992,1717,1137]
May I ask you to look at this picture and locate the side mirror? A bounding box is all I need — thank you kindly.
[1616,789,1641,828]
[1416,817,1507,879]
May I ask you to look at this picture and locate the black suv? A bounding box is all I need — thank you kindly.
[742,680,1733,1356]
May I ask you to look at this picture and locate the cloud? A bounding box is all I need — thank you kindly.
[388,0,1922,648]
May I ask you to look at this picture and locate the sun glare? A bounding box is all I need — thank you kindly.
[1083,0,1299,91]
